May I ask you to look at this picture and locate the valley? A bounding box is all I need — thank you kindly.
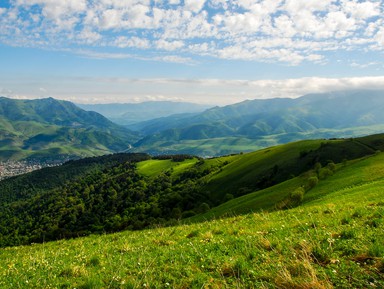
[1,1,383,287]
[2,90,384,161]
[0,92,383,288]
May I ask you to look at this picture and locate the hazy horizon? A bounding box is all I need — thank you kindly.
[0,1,383,105]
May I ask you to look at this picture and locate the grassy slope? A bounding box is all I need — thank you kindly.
[192,151,384,222]
[135,136,380,212]
[195,137,377,203]
[137,158,199,177]
[200,140,323,198]
[1,153,383,288]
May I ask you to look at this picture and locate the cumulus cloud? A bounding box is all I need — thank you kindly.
[0,0,383,64]
[113,36,150,48]
[155,39,184,50]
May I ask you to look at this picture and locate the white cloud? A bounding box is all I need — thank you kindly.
[77,29,102,44]
[114,36,150,49]
[184,0,206,13]
[325,11,356,36]
[342,0,381,20]
[74,50,135,59]
[155,55,194,64]
[374,27,384,47]
[15,0,87,30]
[0,0,383,65]
[156,39,184,51]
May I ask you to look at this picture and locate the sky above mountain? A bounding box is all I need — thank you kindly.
[0,0,383,105]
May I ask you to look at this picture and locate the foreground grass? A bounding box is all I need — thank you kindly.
[1,181,383,288]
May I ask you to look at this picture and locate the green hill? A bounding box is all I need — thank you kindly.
[1,134,384,248]
[0,97,139,161]
[0,136,383,288]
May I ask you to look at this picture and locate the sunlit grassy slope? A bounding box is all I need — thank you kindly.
[191,150,384,222]
[138,136,380,206]
[137,158,198,177]
[1,151,383,288]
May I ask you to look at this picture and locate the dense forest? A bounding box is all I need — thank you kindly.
[0,154,218,246]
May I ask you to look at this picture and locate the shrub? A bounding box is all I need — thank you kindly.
[305,176,319,191]
[197,203,210,214]
[181,210,196,218]
[276,187,305,210]
[224,193,234,202]
[290,187,305,205]
[327,162,336,172]
[318,167,333,180]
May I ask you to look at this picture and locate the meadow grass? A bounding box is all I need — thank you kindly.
[1,173,383,288]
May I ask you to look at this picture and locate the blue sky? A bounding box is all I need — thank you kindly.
[0,0,383,105]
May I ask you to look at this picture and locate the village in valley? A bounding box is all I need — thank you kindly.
[0,160,60,180]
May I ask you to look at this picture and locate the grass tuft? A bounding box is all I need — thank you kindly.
[88,256,101,267]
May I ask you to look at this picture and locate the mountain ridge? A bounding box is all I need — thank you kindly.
[0,97,139,161]
[131,90,384,156]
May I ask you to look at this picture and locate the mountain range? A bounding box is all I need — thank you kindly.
[1,90,384,161]
[131,90,384,156]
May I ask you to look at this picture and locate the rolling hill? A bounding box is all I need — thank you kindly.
[132,90,384,156]
[1,133,384,248]
[0,134,383,288]
[0,97,139,161]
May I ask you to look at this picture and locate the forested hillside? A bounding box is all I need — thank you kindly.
[1,134,384,247]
